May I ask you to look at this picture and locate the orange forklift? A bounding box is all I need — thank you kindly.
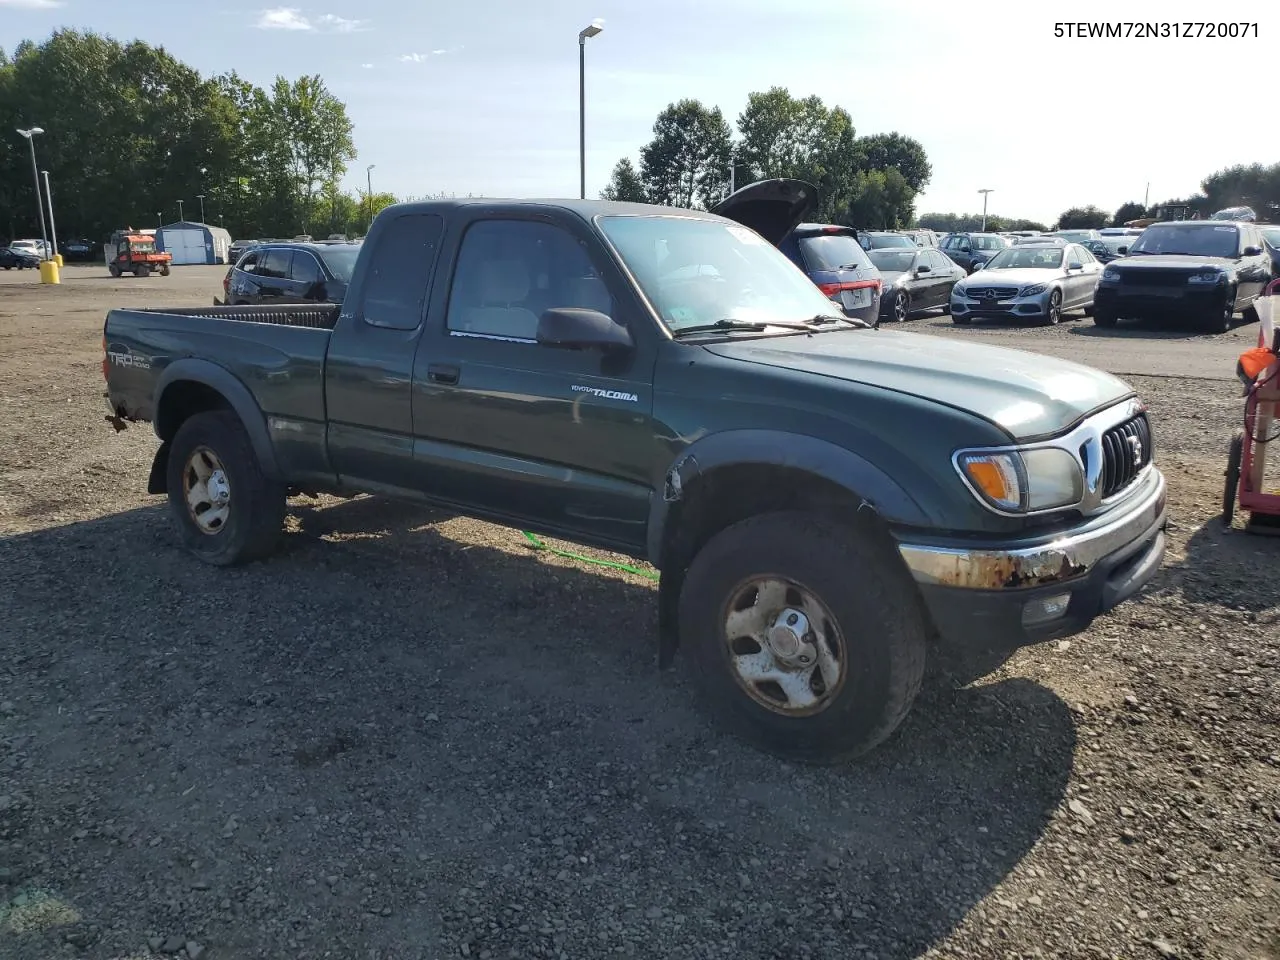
[108,229,172,277]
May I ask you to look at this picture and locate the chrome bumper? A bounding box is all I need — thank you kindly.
[897,469,1166,591]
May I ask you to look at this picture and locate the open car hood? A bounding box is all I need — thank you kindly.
[710,178,818,247]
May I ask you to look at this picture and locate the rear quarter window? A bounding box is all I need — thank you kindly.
[357,213,445,330]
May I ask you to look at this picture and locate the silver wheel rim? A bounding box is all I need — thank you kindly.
[182,446,232,535]
[722,576,847,717]
[1048,292,1061,323]
[894,293,908,322]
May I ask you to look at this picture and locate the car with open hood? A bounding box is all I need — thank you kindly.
[711,179,883,326]
[101,187,1166,765]
[950,240,1103,326]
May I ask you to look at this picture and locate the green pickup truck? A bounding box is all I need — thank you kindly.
[102,182,1167,763]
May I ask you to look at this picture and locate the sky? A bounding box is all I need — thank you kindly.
[2,0,1278,225]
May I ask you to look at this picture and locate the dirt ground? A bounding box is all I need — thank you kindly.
[0,264,1277,960]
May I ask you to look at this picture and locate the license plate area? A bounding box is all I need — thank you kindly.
[841,288,871,310]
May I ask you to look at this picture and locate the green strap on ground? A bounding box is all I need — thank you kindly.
[521,530,661,581]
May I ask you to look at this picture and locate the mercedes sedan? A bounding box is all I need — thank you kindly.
[950,240,1103,326]
[867,247,965,322]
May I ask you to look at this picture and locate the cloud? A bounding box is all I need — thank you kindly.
[317,13,369,32]
[0,0,65,7]
[255,7,369,32]
[399,52,428,63]
[360,63,375,69]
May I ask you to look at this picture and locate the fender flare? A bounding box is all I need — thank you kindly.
[645,429,930,567]
[152,358,283,481]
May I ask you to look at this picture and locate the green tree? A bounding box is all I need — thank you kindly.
[1201,162,1280,217]
[1111,201,1147,226]
[639,99,732,209]
[854,132,932,192]
[600,157,648,202]
[1055,205,1110,229]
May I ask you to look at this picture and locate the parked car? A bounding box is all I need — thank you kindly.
[1259,224,1280,275]
[710,181,884,327]
[858,231,917,251]
[228,239,259,264]
[61,238,98,262]
[1098,228,1143,238]
[866,247,964,322]
[938,232,1009,273]
[0,245,41,270]
[1093,220,1273,332]
[9,238,49,260]
[1014,235,1068,246]
[101,184,1167,763]
[950,240,1103,326]
[901,229,938,248]
[223,241,361,306]
[1048,229,1102,244]
[1082,237,1134,264]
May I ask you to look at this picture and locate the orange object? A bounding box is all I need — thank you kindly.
[1238,347,1278,382]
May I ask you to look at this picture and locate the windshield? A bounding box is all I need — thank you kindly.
[319,247,360,281]
[1054,231,1094,242]
[972,235,1006,251]
[983,247,1064,270]
[598,215,844,334]
[798,233,872,271]
[1128,224,1241,258]
[130,241,157,253]
[867,250,917,272]
[1261,226,1280,248]
[867,234,915,249]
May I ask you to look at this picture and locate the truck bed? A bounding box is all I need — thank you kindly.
[126,303,342,330]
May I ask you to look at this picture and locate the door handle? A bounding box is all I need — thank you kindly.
[427,363,460,385]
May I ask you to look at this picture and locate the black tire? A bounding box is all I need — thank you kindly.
[1041,289,1062,326]
[951,313,971,325]
[108,264,121,278]
[166,410,287,566]
[1223,429,1243,527]
[1093,309,1118,328]
[160,265,171,277]
[1204,288,1235,333]
[1243,303,1260,325]
[135,264,151,278]
[678,511,928,764]
[892,290,910,323]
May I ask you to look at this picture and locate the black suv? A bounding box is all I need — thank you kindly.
[1093,221,1273,333]
[222,241,361,306]
[939,232,1009,273]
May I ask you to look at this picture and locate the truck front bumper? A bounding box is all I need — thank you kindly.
[895,469,1167,650]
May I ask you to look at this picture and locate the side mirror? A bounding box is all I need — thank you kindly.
[915,264,931,274]
[1243,245,1263,256]
[959,246,972,254]
[537,307,632,352]
[971,261,984,272]
[1117,246,1128,255]
[1068,261,1083,271]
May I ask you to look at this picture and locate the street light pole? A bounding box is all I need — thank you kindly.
[197,194,206,223]
[578,20,603,200]
[41,170,59,261]
[366,164,376,233]
[16,127,49,260]
[978,188,994,231]
[177,199,184,222]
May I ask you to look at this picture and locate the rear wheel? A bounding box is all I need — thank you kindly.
[160,264,171,277]
[166,410,287,566]
[135,263,150,277]
[678,511,928,764]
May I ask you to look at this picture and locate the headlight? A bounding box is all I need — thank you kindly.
[956,447,1084,513]
[1186,271,1225,284]
[1020,283,1048,297]
[951,284,965,298]
[1102,267,1121,282]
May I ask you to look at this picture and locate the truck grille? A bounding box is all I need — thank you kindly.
[1119,268,1190,287]
[1098,412,1153,498]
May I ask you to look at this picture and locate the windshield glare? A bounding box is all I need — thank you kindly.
[867,250,916,272]
[983,247,1064,270]
[1129,225,1241,258]
[972,235,1006,250]
[798,234,872,271]
[598,216,843,333]
[868,234,915,249]
[319,247,360,281]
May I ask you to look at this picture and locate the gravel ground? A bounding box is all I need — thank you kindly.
[1,267,1277,960]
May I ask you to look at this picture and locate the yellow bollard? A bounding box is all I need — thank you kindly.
[54,253,64,267]
[39,259,60,284]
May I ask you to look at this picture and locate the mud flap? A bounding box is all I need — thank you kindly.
[147,442,171,495]
[657,570,682,670]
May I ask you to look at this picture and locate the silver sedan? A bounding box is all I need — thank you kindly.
[949,241,1103,326]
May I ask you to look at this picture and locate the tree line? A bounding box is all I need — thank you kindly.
[0,29,393,244]
[921,162,1280,234]
[601,87,931,229]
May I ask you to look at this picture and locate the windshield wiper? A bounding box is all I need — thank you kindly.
[670,318,812,338]
[800,313,872,329]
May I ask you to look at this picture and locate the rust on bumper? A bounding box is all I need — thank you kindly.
[897,470,1166,591]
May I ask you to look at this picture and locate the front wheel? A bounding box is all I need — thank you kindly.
[1042,289,1062,326]
[1205,289,1235,333]
[108,263,121,278]
[1093,309,1118,328]
[166,410,287,566]
[678,511,928,764]
[892,290,910,323]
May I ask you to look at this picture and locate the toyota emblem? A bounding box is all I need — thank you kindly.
[1126,434,1143,467]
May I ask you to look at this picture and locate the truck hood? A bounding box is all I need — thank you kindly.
[701,330,1133,440]
[1111,254,1238,271]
